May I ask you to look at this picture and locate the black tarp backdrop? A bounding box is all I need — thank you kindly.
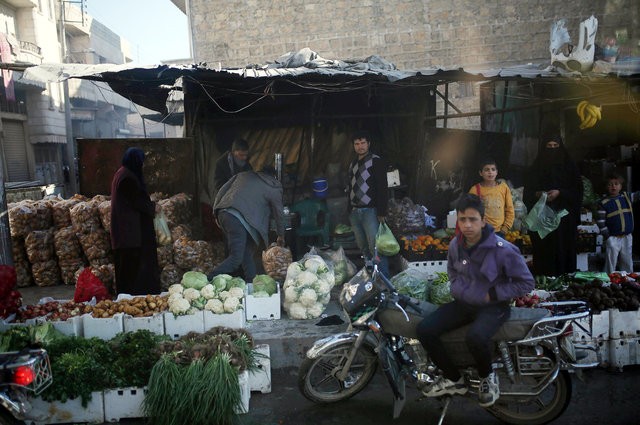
[77,138,195,197]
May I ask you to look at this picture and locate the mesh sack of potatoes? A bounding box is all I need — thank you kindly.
[31,259,60,287]
[11,236,27,262]
[53,226,84,263]
[262,243,293,282]
[172,236,214,271]
[160,263,184,290]
[70,201,103,235]
[59,258,86,285]
[89,256,113,268]
[91,194,110,203]
[8,201,36,237]
[157,245,174,269]
[158,193,192,227]
[14,259,32,288]
[97,201,112,233]
[51,198,83,229]
[170,224,192,241]
[91,264,115,292]
[150,192,169,202]
[78,228,111,261]
[25,229,55,264]
[30,200,53,230]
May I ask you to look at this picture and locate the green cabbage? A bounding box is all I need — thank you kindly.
[211,274,232,292]
[253,274,277,296]
[181,271,209,290]
[226,277,246,291]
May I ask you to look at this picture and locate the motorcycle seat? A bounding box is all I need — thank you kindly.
[441,307,551,344]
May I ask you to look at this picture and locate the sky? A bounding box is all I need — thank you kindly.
[86,0,190,65]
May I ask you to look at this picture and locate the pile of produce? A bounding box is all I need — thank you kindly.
[391,268,430,301]
[144,327,256,425]
[315,247,356,285]
[387,197,429,234]
[90,295,168,318]
[430,272,453,305]
[552,280,640,313]
[399,233,449,260]
[167,271,245,316]
[283,255,335,319]
[14,300,89,322]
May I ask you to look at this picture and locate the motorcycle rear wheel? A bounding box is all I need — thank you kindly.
[487,370,572,425]
[298,341,378,403]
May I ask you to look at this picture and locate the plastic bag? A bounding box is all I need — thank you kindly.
[154,211,172,246]
[74,267,110,303]
[282,252,335,319]
[375,222,400,256]
[391,268,431,301]
[314,246,357,285]
[524,192,568,239]
[262,243,293,282]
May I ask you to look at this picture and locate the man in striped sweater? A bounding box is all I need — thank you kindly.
[347,130,389,277]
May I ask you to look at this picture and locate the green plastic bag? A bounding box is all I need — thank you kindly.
[375,222,400,256]
[524,192,568,239]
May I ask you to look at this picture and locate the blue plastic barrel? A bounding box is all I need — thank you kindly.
[312,177,328,198]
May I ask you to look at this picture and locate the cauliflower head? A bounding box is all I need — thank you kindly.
[299,288,318,307]
[168,284,183,296]
[284,286,299,303]
[204,298,224,314]
[169,297,191,316]
[182,287,201,302]
[306,302,325,319]
[287,302,308,320]
[228,286,244,299]
[223,296,241,313]
[200,284,216,300]
[296,271,318,287]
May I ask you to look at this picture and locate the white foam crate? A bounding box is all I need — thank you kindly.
[609,337,640,370]
[123,313,165,335]
[402,258,448,278]
[163,311,205,339]
[103,387,146,422]
[203,308,246,330]
[609,309,640,339]
[49,315,84,337]
[0,317,37,332]
[249,344,272,393]
[574,337,609,366]
[245,284,281,320]
[83,313,124,340]
[236,370,250,414]
[573,310,610,342]
[28,391,105,424]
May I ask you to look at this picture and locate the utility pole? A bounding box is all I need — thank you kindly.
[58,0,83,196]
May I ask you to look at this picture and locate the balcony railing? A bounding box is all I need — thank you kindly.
[19,40,42,56]
[0,98,27,114]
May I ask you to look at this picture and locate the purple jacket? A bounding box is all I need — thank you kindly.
[448,226,534,306]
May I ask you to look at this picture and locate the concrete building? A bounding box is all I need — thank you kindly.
[0,0,177,199]
[171,0,639,129]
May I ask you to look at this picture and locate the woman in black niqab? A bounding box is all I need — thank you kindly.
[523,132,583,276]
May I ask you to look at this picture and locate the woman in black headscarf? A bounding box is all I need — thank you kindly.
[110,147,161,295]
[523,131,583,276]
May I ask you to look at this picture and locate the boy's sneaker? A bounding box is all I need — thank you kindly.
[422,376,468,397]
[478,372,500,407]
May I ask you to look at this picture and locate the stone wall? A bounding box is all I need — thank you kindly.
[187,0,639,129]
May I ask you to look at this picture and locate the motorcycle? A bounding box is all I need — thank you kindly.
[298,262,599,425]
[0,349,52,425]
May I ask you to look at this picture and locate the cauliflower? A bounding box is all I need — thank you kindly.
[304,257,323,273]
[204,298,224,314]
[306,302,324,318]
[228,286,244,299]
[296,271,318,287]
[168,292,185,305]
[313,280,332,297]
[286,262,305,280]
[183,287,201,302]
[223,296,241,313]
[284,286,298,302]
[168,284,183,296]
[169,297,190,316]
[186,306,199,315]
[218,290,230,301]
[299,288,318,307]
[319,292,331,305]
[288,302,308,319]
[319,272,335,288]
[200,284,216,300]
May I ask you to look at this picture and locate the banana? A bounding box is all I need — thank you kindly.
[580,114,597,130]
[576,100,589,121]
[591,105,602,121]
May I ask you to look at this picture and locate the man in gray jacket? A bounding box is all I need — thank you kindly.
[209,168,285,281]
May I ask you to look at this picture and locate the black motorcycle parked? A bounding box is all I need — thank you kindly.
[0,349,52,425]
[298,262,598,425]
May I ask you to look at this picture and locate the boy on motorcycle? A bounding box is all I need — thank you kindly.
[416,193,534,407]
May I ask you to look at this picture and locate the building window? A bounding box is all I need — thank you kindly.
[33,143,60,185]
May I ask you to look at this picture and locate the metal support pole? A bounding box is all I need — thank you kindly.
[0,155,13,265]
[59,1,78,196]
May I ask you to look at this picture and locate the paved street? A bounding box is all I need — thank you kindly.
[241,366,640,425]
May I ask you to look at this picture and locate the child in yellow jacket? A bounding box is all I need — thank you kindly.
[468,158,514,236]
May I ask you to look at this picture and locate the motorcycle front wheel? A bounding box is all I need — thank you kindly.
[0,408,24,425]
[487,370,572,425]
[298,341,378,403]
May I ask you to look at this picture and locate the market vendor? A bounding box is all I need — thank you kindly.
[208,167,285,281]
[347,130,390,277]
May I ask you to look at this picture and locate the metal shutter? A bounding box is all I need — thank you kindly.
[2,120,29,181]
